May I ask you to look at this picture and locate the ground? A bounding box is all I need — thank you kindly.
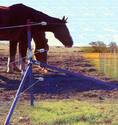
[0,44,118,124]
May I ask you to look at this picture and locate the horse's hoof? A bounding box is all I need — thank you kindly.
[7,69,13,73]
[21,70,26,77]
[13,67,21,72]
[33,65,48,74]
[41,68,48,74]
[7,66,13,73]
[7,66,21,73]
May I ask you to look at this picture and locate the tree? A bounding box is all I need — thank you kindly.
[89,41,107,53]
[109,42,117,53]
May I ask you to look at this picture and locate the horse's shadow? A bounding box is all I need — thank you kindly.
[0,75,20,90]
[0,72,118,94]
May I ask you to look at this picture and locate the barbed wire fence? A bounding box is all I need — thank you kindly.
[99,52,118,80]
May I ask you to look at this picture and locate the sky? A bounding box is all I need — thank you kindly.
[1,0,118,46]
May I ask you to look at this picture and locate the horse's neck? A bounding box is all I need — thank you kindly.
[38,12,61,32]
[36,11,61,24]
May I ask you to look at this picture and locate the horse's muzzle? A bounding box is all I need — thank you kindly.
[65,42,73,48]
[65,45,72,48]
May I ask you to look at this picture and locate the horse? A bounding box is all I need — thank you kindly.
[7,31,49,72]
[0,4,73,72]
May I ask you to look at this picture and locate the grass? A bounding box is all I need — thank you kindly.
[0,45,118,125]
[82,53,118,80]
[28,100,118,125]
[1,99,117,125]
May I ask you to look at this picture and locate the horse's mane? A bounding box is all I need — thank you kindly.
[10,3,63,24]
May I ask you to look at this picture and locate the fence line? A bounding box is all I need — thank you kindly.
[0,22,47,30]
[0,21,65,30]
[99,52,118,80]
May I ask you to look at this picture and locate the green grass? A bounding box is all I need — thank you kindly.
[3,99,117,125]
[83,53,118,80]
[92,57,118,80]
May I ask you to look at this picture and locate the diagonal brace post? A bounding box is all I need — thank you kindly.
[4,64,31,125]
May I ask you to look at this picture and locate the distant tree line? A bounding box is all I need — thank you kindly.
[89,41,118,53]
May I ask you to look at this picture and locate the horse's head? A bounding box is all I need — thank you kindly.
[51,16,73,47]
[30,8,73,47]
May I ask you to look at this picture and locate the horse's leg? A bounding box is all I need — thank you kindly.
[19,40,28,72]
[33,31,49,63]
[35,43,48,63]
[32,31,49,73]
[34,40,49,73]
[7,41,20,72]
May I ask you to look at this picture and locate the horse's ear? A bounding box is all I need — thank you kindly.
[62,16,65,20]
[62,16,68,23]
[65,17,68,22]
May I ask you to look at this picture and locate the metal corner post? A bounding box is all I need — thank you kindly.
[4,20,34,125]
[27,19,35,106]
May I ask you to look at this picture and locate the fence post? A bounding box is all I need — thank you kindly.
[4,20,34,125]
[27,19,34,106]
[4,65,31,125]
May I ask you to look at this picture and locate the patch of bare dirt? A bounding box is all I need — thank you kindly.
[0,46,118,102]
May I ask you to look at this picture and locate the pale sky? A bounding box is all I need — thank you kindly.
[1,0,118,46]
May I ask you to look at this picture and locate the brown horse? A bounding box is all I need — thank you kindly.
[0,4,73,72]
[7,31,49,72]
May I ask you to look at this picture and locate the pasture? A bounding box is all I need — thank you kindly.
[1,99,118,125]
[83,53,118,80]
[0,44,118,125]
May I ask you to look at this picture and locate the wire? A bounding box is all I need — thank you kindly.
[0,22,64,30]
[0,22,47,30]
[18,78,43,97]
[7,49,47,66]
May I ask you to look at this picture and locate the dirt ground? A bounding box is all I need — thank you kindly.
[0,44,118,102]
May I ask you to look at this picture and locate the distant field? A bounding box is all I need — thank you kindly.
[83,53,118,80]
[0,43,9,55]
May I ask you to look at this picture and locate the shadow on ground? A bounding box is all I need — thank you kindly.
[0,72,118,94]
